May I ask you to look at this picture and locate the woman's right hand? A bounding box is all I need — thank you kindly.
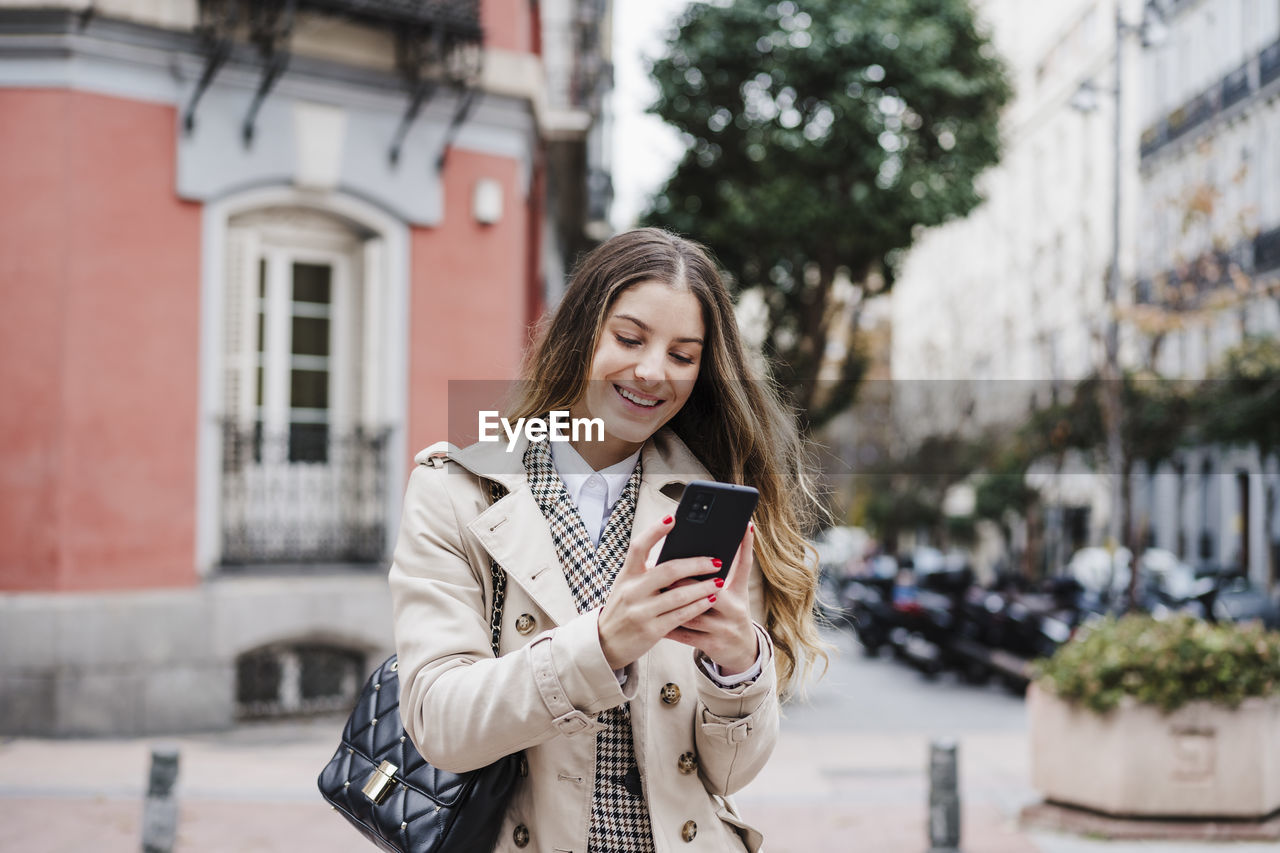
[597,515,723,671]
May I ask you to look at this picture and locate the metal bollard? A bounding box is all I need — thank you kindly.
[141,745,180,853]
[927,739,961,853]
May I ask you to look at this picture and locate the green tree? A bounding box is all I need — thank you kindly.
[973,436,1042,574]
[643,0,1012,424]
[1198,337,1280,462]
[1023,373,1195,589]
[968,376,1194,581]
[1198,337,1280,584]
[860,432,987,552]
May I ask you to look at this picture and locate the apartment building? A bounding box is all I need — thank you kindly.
[0,0,614,735]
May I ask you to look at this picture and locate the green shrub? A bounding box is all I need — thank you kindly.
[1032,614,1280,714]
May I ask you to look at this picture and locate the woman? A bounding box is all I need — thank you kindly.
[390,228,824,852]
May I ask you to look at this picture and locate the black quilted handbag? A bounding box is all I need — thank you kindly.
[318,481,522,853]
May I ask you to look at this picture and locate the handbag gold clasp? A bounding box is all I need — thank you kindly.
[361,760,399,804]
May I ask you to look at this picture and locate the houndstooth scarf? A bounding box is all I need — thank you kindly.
[523,437,656,853]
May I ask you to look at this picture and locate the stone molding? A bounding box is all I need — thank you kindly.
[0,8,539,225]
[0,573,394,736]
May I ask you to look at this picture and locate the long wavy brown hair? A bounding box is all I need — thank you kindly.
[506,227,826,696]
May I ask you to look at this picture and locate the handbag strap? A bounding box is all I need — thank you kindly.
[487,479,508,658]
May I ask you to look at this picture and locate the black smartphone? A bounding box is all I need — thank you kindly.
[656,480,759,580]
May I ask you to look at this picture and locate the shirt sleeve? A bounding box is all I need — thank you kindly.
[696,638,764,687]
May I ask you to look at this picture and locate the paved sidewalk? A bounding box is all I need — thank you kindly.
[2,714,1276,852]
[0,716,351,853]
[737,729,1039,852]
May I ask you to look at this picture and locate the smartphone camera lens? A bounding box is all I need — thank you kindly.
[688,493,714,523]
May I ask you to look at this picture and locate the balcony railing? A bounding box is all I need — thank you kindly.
[1141,37,1280,160]
[1220,62,1250,111]
[220,422,391,565]
[1262,39,1280,88]
[1138,242,1262,311]
[290,0,481,35]
[1139,119,1168,159]
[1165,90,1213,142]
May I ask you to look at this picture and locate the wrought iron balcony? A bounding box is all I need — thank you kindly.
[1165,90,1213,142]
[1139,243,1254,311]
[1262,38,1280,88]
[220,422,391,566]
[1139,120,1167,159]
[189,0,484,161]
[302,0,481,34]
[1220,62,1251,111]
[1141,38,1280,160]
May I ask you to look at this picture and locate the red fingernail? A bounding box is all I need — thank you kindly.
[749,522,754,533]
[714,578,724,588]
[711,558,722,568]
[662,515,673,525]
[708,595,717,604]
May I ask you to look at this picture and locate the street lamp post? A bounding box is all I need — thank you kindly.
[1072,0,1167,575]
[1103,2,1131,561]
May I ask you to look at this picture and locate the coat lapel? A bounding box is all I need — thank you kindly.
[468,489,582,626]
[636,427,710,527]
[450,436,578,625]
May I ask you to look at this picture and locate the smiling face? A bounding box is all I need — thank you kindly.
[568,279,706,469]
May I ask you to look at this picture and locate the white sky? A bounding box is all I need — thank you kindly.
[608,0,693,231]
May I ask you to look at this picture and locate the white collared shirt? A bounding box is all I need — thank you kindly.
[548,440,762,687]
[550,440,641,547]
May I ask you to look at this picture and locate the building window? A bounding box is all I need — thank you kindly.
[1200,457,1216,561]
[221,208,390,565]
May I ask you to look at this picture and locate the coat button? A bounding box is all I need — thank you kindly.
[660,682,681,705]
[677,751,698,774]
[681,820,698,842]
[515,614,536,634]
[513,823,530,847]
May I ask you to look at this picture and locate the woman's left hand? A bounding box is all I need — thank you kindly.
[664,523,759,675]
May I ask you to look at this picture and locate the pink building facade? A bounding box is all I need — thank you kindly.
[0,0,613,734]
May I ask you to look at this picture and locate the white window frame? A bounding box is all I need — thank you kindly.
[248,230,356,448]
[198,189,409,574]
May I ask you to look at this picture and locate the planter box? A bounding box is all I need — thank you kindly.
[1029,683,1280,818]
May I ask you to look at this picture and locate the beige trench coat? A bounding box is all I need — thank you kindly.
[389,429,779,853]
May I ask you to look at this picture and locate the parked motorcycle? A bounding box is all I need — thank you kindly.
[947,572,1088,690]
[839,558,896,655]
[834,541,1279,693]
[1208,574,1280,628]
[886,561,974,677]
[1139,551,1280,629]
